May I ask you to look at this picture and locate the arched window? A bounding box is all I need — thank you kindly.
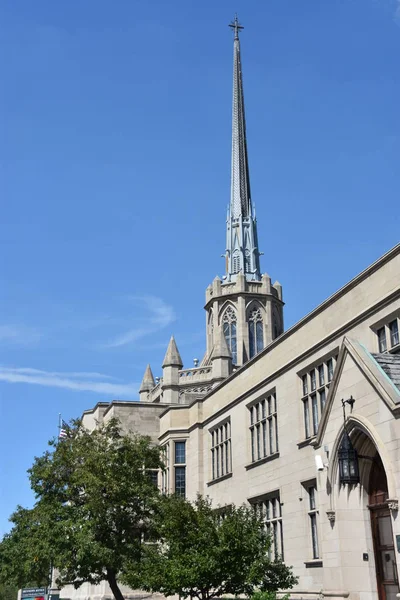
[232,250,240,274]
[222,306,237,364]
[249,307,264,358]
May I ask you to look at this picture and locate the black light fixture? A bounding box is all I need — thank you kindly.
[338,397,360,485]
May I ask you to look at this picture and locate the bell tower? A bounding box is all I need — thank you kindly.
[204,16,284,368]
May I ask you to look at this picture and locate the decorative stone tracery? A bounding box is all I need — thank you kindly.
[222,306,237,364]
[248,306,264,358]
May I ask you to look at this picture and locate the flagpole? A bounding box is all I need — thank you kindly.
[58,413,62,443]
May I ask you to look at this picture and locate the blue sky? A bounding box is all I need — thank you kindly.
[1,0,399,536]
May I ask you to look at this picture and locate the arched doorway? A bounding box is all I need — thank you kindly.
[368,455,399,600]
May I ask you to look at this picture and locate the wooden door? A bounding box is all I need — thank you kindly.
[369,457,399,600]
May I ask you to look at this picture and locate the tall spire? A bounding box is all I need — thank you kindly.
[225,16,261,282]
[229,14,251,219]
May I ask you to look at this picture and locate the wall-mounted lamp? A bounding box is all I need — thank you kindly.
[338,396,360,485]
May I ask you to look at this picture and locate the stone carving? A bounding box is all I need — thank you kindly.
[387,499,399,512]
[326,509,336,524]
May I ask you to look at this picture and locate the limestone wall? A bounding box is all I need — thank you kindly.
[159,244,400,600]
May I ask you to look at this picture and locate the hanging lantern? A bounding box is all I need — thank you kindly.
[338,431,360,485]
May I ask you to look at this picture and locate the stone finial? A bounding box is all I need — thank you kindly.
[237,271,245,292]
[261,273,272,293]
[162,336,183,369]
[212,276,222,296]
[212,329,232,360]
[139,364,155,393]
[273,280,283,301]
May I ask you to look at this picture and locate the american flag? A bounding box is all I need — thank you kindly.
[59,419,69,439]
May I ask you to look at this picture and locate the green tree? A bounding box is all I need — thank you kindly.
[124,494,298,600]
[0,581,19,600]
[0,505,51,588]
[0,418,163,600]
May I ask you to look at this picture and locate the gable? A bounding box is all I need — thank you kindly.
[315,337,400,448]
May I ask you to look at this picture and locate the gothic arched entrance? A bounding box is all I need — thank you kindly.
[368,455,399,600]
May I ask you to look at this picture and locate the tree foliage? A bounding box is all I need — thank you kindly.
[0,504,51,588]
[0,581,19,600]
[123,494,298,600]
[0,418,163,600]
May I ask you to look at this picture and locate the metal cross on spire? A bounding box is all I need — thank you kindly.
[229,14,244,40]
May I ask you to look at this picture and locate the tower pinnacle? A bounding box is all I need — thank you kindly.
[224,16,261,282]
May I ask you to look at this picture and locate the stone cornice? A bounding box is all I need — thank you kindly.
[204,291,283,311]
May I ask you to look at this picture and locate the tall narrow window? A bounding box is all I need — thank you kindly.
[211,421,231,480]
[175,442,185,464]
[389,320,399,348]
[307,484,319,559]
[161,442,170,494]
[302,374,308,396]
[249,307,264,358]
[310,370,316,392]
[327,358,334,382]
[147,470,159,487]
[311,394,318,435]
[303,399,310,439]
[300,355,336,441]
[251,493,284,560]
[249,393,278,462]
[318,364,325,387]
[223,306,237,364]
[174,441,186,498]
[377,327,387,353]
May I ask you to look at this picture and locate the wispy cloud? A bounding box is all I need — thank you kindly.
[0,325,43,346]
[0,366,138,398]
[104,296,176,348]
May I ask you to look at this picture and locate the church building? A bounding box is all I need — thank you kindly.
[74,17,400,600]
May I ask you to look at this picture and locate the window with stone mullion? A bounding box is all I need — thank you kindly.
[173,441,186,498]
[252,493,284,560]
[249,307,264,359]
[376,318,400,352]
[249,394,278,462]
[307,484,319,559]
[223,307,237,364]
[211,421,231,480]
[301,356,336,439]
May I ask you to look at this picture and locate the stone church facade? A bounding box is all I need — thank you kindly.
[69,17,400,600]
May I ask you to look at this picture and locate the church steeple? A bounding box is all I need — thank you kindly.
[225,16,261,283]
[204,18,284,368]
